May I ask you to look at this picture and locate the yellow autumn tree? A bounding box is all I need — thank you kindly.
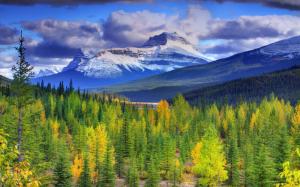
[86,127,97,182]
[291,104,300,145]
[191,142,202,165]
[51,120,60,139]
[292,104,300,133]
[250,109,260,130]
[95,125,108,164]
[191,127,228,186]
[157,100,171,130]
[0,129,40,187]
[71,153,83,182]
[277,149,300,187]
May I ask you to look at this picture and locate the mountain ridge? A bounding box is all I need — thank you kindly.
[102,35,300,102]
[33,32,209,88]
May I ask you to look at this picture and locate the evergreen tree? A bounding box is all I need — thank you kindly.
[78,155,92,187]
[127,157,139,187]
[255,143,276,187]
[11,31,34,162]
[146,156,160,187]
[244,140,257,187]
[228,125,240,186]
[53,155,72,187]
[161,137,175,180]
[99,143,115,187]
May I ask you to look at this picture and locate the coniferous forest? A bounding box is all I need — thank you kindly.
[1,24,300,187]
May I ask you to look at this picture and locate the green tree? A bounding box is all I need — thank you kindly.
[53,155,72,187]
[228,125,240,186]
[78,155,92,187]
[99,143,115,187]
[11,31,34,162]
[146,156,160,187]
[127,157,139,187]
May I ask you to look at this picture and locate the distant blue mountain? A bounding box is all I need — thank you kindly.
[32,32,209,89]
[102,35,300,102]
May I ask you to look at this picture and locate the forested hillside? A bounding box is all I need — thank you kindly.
[1,83,300,186]
[184,66,300,106]
[1,33,300,187]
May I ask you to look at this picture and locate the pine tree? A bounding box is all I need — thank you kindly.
[228,137,239,186]
[127,157,139,187]
[99,143,115,187]
[68,79,74,94]
[244,140,256,187]
[115,133,124,178]
[53,155,72,187]
[146,156,160,187]
[11,31,34,162]
[255,143,276,187]
[228,125,240,186]
[161,137,175,180]
[78,155,92,187]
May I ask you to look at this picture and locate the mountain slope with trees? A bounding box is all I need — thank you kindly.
[184,66,300,105]
[105,36,300,102]
[1,33,300,187]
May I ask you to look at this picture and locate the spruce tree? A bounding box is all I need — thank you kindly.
[146,156,160,187]
[78,155,92,187]
[127,157,139,187]
[11,31,33,162]
[53,155,72,187]
[228,128,240,186]
[99,143,115,187]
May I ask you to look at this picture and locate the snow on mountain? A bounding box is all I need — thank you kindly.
[260,36,300,57]
[34,32,211,89]
[109,35,300,102]
[61,32,210,79]
[34,66,63,77]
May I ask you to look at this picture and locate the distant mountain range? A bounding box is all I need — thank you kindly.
[184,66,300,105]
[104,35,300,102]
[33,32,210,88]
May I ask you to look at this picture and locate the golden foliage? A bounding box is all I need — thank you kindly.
[191,142,202,165]
[277,149,300,187]
[71,153,83,181]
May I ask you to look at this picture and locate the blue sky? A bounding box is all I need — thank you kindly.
[0,0,300,77]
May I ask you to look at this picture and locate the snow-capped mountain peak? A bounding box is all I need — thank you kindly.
[143,32,190,47]
[35,32,211,89]
[34,67,62,78]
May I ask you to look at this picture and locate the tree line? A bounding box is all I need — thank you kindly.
[1,32,300,187]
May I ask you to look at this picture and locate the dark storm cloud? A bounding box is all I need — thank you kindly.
[22,19,104,55]
[27,41,81,58]
[207,18,282,40]
[102,17,136,47]
[204,44,241,54]
[0,0,151,5]
[210,0,300,10]
[0,25,19,45]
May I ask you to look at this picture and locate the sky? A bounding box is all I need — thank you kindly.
[1,0,300,78]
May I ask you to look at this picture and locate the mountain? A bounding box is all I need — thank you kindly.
[0,75,11,87]
[33,32,210,88]
[184,66,300,105]
[103,35,300,102]
[34,67,62,78]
